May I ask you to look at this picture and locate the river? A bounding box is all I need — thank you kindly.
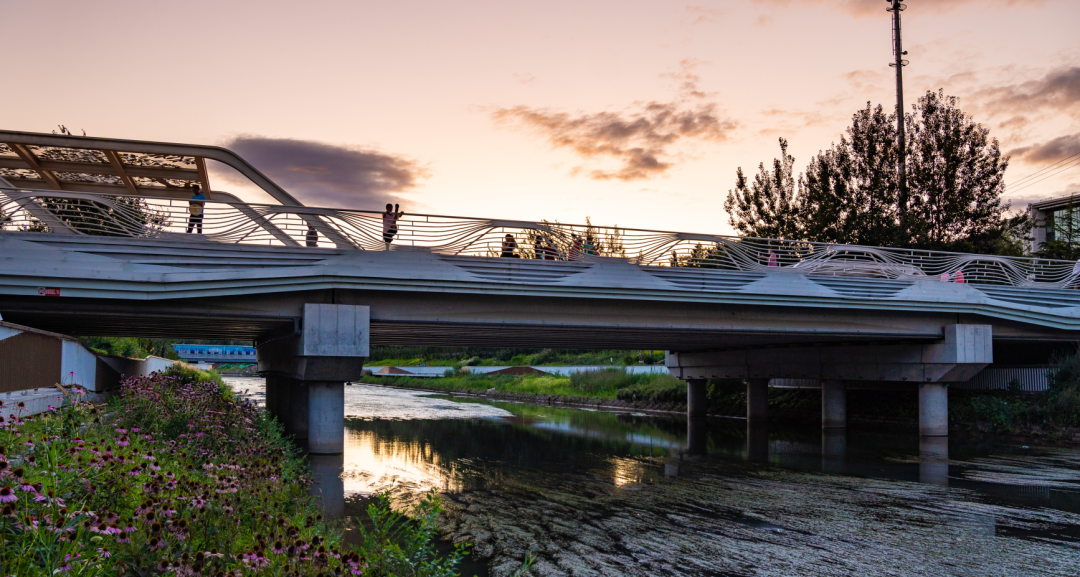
[225,378,1080,576]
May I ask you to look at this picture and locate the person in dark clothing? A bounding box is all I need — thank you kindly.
[186,184,206,234]
[383,203,404,249]
[306,225,318,247]
[501,233,518,258]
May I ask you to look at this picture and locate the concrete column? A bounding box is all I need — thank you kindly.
[308,453,345,520]
[747,378,769,422]
[288,382,310,440]
[821,379,846,430]
[263,375,281,420]
[264,375,297,431]
[919,383,949,437]
[919,436,949,486]
[687,378,707,417]
[307,381,345,454]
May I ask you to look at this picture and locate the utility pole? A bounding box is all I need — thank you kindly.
[888,0,909,241]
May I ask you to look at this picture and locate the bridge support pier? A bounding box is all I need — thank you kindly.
[919,383,949,437]
[822,379,846,429]
[308,382,345,454]
[687,378,707,417]
[257,304,369,455]
[747,378,768,422]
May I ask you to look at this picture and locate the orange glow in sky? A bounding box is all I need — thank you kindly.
[5,0,1078,234]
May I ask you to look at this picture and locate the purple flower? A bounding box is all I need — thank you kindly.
[0,486,15,503]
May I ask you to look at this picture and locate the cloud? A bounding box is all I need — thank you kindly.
[684,5,725,24]
[490,61,737,181]
[217,135,427,208]
[514,73,536,85]
[970,66,1080,118]
[748,0,1050,17]
[1008,133,1080,164]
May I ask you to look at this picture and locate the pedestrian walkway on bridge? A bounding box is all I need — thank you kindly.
[2,129,1079,455]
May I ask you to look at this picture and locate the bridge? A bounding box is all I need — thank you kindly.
[1,130,1077,453]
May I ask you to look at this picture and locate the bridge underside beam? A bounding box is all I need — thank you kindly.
[666,325,992,384]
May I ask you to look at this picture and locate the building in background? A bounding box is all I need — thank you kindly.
[0,319,175,414]
[1030,194,1080,254]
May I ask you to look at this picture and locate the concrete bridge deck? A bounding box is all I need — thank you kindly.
[2,129,1077,453]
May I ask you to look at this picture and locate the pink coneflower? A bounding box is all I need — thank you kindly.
[0,485,15,503]
[18,482,35,493]
[97,547,111,558]
[271,541,284,555]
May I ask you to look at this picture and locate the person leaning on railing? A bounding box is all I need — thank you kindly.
[501,233,518,258]
[186,184,206,234]
[383,203,404,249]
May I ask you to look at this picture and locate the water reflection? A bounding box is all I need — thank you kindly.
[821,429,846,475]
[920,435,950,486]
[224,381,1080,576]
[308,454,345,520]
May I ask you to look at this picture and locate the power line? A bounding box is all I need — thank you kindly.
[1003,157,1080,197]
[1006,150,1080,189]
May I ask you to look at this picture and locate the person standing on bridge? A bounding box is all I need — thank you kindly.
[569,234,583,261]
[186,184,206,234]
[501,233,518,258]
[383,203,404,249]
[541,237,558,260]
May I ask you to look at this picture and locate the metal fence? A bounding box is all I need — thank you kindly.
[3,185,1079,289]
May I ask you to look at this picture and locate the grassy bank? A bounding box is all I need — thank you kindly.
[364,347,664,367]
[366,360,1080,441]
[360,368,687,404]
[0,365,465,576]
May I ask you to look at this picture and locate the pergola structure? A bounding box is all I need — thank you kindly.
[0,130,301,205]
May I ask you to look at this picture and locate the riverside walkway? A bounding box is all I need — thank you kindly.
[1,130,1077,453]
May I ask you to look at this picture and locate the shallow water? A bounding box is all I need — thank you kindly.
[226,379,1080,576]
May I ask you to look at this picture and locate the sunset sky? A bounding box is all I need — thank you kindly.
[5,0,1079,235]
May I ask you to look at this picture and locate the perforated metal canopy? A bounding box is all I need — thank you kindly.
[0,130,301,205]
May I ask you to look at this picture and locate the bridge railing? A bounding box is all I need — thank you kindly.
[1,185,1076,289]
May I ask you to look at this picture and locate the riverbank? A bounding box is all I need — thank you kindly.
[356,369,689,413]
[1,365,465,576]
[361,369,1080,442]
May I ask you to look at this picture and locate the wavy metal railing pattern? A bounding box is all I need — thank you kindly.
[1,186,1076,289]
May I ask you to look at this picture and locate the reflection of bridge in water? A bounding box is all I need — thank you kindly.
[2,130,1079,455]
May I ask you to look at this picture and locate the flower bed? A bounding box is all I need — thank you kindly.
[0,366,464,576]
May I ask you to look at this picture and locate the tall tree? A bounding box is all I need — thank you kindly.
[800,103,900,246]
[723,138,801,239]
[905,89,1010,250]
[724,90,1023,255]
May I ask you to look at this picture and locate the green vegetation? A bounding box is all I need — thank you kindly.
[951,353,1080,436]
[365,347,664,367]
[0,364,466,576]
[725,90,1027,256]
[362,368,686,402]
[80,336,181,360]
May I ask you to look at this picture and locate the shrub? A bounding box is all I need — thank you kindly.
[0,370,464,576]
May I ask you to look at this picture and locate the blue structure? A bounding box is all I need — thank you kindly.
[174,344,257,363]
